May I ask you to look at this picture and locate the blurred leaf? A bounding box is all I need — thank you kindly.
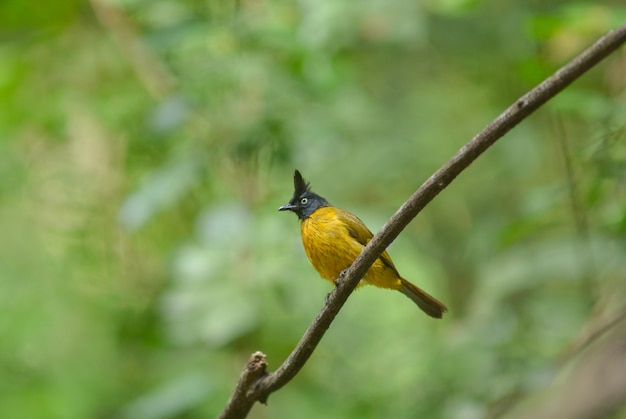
[161,203,259,346]
[549,88,613,120]
[0,0,82,30]
[120,373,213,419]
[118,157,200,231]
[147,95,190,135]
[427,0,483,16]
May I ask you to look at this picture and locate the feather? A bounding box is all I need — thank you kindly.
[294,170,310,196]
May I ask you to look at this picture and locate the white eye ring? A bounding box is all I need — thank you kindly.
[300,197,308,205]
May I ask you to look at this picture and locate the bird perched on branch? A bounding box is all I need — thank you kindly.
[279,170,447,318]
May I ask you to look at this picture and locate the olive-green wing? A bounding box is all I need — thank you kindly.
[335,208,398,271]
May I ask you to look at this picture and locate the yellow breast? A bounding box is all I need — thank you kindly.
[300,207,402,290]
[300,207,350,281]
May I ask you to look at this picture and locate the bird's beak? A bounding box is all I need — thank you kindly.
[278,203,296,211]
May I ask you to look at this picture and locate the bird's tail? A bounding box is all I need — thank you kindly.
[399,278,447,319]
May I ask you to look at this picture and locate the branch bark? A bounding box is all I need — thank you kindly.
[217,22,626,419]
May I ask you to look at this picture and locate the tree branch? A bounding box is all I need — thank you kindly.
[219,352,268,418]
[217,22,626,419]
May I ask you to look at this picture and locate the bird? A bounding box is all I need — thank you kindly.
[278,170,447,318]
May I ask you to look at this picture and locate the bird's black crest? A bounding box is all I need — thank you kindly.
[294,170,310,196]
[280,169,330,219]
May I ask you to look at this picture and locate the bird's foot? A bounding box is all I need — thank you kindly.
[327,270,349,303]
[333,269,349,286]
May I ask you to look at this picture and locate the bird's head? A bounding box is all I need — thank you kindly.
[278,170,330,220]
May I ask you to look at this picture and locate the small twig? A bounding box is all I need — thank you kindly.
[219,352,268,418]
[90,0,177,99]
[217,22,626,419]
[555,116,596,295]
[499,311,626,419]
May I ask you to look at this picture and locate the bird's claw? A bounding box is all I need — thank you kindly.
[334,269,349,286]
[327,269,349,303]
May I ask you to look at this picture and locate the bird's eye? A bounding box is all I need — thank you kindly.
[300,197,308,205]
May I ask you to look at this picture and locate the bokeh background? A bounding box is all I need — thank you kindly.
[2,1,626,418]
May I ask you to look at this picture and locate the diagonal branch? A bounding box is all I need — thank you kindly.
[217,22,626,419]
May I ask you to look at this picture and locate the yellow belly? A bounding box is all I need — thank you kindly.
[300,207,402,290]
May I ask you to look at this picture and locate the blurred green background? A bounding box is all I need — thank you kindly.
[1,1,626,418]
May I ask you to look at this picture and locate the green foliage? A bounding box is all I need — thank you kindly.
[1,1,625,418]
